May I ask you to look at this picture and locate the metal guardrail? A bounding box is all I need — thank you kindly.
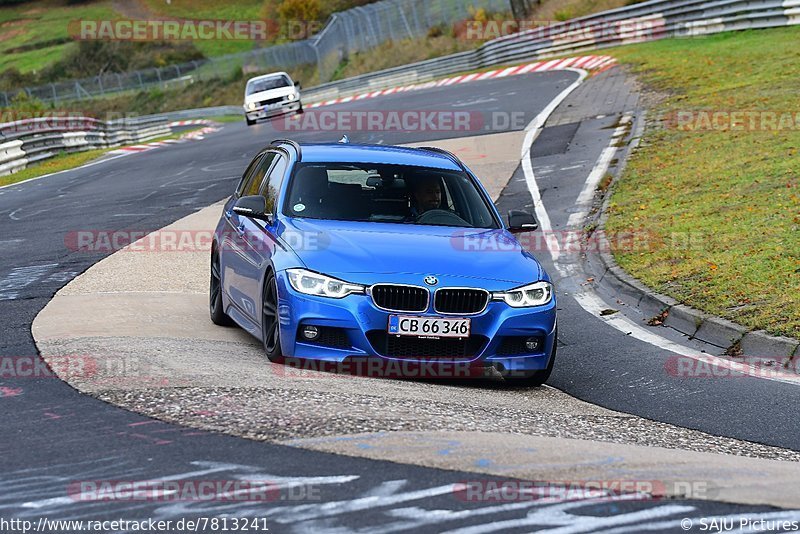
[144,106,244,122]
[4,0,794,111]
[5,0,796,130]
[0,0,509,105]
[300,0,800,103]
[0,116,170,177]
[135,0,799,123]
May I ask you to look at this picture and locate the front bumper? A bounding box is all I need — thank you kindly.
[275,272,557,375]
[245,101,301,121]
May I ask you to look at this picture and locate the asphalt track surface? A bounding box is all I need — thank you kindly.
[0,70,795,531]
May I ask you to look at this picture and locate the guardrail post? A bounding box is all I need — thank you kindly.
[397,2,413,39]
[313,43,323,83]
[0,0,795,106]
[410,0,421,36]
[75,81,90,101]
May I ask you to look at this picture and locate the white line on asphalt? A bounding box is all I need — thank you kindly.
[0,153,131,192]
[565,115,631,229]
[573,291,800,385]
[520,67,589,263]
[520,79,800,386]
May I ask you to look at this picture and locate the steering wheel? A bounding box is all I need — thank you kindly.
[415,209,470,227]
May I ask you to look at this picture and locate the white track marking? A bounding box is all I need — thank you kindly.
[565,116,631,230]
[520,76,800,386]
[0,153,131,192]
[520,67,589,263]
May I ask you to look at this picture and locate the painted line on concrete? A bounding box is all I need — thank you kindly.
[520,81,800,386]
[520,67,589,264]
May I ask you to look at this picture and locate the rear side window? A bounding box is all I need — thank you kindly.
[261,155,288,214]
[235,154,264,196]
[241,153,276,197]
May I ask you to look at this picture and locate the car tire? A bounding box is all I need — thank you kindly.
[262,272,284,363]
[210,251,234,326]
[246,117,256,126]
[503,328,557,387]
[296,103,304,114]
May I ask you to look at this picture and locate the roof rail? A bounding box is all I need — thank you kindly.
[417,146,466,172]
[270,138,302,162]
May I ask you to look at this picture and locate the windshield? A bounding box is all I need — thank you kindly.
[246,75,291,94]
[283,162,499,229]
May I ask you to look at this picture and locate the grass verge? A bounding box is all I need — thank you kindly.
[0,123,209,188]
[604,27,800,339]
[0,147,111,188]
[201,114,243,123]
[0,1,117,73]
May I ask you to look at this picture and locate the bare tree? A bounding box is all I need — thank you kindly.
[509,0,538,19]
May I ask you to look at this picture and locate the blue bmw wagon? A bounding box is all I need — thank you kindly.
[211,139,557,385]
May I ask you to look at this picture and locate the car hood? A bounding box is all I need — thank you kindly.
[280,218,544,287]
[244,86,295,104]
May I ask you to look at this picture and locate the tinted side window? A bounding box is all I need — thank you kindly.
[242,153,276,197]
[235,154,264,196]
[262,155,288,214]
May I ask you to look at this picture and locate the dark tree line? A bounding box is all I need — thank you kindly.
[509,0,540,19]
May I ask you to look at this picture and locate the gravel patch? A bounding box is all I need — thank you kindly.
[94,386,800,462]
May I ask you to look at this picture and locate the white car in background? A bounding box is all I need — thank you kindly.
[243,72,303,126]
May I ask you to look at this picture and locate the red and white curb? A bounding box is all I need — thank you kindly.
[307,55,616,109]
[105,55,615,155]
[109,120,219,155]
[168,119,215,127]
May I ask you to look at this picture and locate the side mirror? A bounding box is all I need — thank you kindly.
[233,195,272,223]
[294,81,301,89]
[507,209,539,233]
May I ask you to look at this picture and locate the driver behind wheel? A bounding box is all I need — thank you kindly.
[409,174,444,216]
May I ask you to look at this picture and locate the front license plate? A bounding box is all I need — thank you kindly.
[388,315,470,338]
[266,102,283,110]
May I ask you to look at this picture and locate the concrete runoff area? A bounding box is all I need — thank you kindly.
[32,130,800,509]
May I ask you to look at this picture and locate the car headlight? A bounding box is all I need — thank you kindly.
[247,102,257,110]
[286,269,364,298]
[287,93,297,101]
[493,281,553,307]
